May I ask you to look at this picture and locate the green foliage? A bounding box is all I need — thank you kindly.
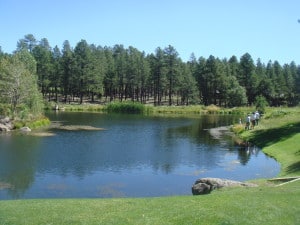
[13,121,26,129]
[226,78,247,107]
[26,117,51,129]
[255,95,268,113]
[105,101,145,114]
[0,51,44,119]
[12,117,50,129]
[0,103,11,117]
[3,34,300,108]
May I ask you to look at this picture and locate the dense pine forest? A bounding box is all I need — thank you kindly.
[1,34,300,116]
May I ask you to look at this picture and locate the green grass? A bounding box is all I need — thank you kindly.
[1,106,299,225]
[105,101,146,114]
[13,116,51,129]
[236,106,300,177]
[150,104,247,115]
[263,133,300,177]
[0,182,299,225]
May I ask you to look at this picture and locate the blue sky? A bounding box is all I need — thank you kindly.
[1,0,299,64]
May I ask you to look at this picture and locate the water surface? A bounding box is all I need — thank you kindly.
[0,112,279,199]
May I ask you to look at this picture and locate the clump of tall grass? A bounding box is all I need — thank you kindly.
[231,124,245,134]
[205,104,220,114]
[13,117,51,129]
[26,117,51,129]
[105,101,145,114]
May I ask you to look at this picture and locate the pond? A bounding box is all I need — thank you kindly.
[0,112,279,199]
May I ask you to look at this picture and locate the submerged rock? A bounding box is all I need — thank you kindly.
[57,125,105,131]
[192,177,258,195]
[29,132,56,137]
[208,126,232,139]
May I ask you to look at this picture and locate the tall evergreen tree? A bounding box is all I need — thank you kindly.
[239,53,257,105]
[61,40,74,102]
[164,45,180,106]
[74,40,92,104]
[51,45,62,102]
[177,62,198,105]
[113,44,128,101]
[32,38,53,97]
[16,34,37,53]
[148,47,166,105]
[88,45,106,102]
[272,61,285,106]
[193,57,207,105]
[103,47,116,101]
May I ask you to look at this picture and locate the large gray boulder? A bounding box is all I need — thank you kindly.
[192,177,258,195]
[0,123,10,132]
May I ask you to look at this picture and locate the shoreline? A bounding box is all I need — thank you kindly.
[0,107,299,224]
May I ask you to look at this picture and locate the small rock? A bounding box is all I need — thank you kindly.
[20,127,31,132]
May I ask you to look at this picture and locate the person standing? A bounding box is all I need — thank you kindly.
[255,111,260,125]
[245,114,251,130]
[250,112,256,129]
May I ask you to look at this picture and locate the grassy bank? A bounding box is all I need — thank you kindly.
[46,101,248,115]
[0,106,299,225]
[235,107,300,177]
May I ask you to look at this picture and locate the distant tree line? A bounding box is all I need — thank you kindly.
[1,34,300,108]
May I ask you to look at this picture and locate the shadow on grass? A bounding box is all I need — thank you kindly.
[286,161,300,175]
[248,121,300,148]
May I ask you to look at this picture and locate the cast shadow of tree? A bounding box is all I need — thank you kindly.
[286,161,300,175]
[248,122,300,148]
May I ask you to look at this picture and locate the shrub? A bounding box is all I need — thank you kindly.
[255,95,268,114]
[205,104,221,114]
[0,103,11,117]
[105,101,145,114]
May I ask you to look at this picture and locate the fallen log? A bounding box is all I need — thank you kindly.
[273,178,300,187]
[268,176,300,182]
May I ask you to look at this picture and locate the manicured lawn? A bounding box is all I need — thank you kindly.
[264,132,300,177]
[0,182,299,225]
